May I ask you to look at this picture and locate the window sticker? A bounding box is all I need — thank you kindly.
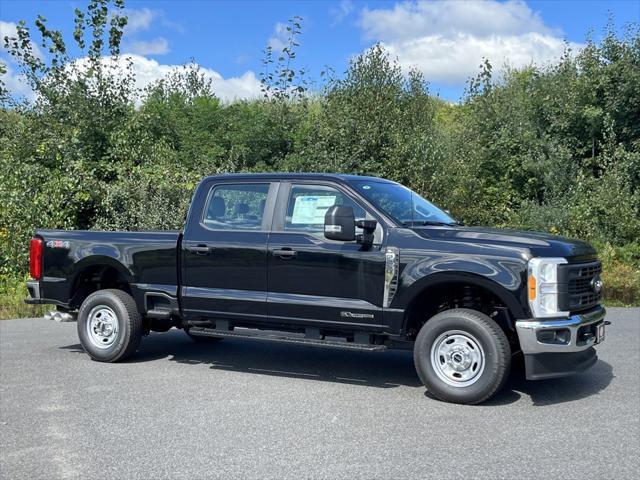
[291,195,336,224]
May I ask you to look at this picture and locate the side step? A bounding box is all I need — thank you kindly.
[146,309,172,320]
[188,327,387,352]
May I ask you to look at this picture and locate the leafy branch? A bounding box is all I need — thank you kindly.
[260,16,307,101]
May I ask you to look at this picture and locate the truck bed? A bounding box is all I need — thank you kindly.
[31,229,181,312]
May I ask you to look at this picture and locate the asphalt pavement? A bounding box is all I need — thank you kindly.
[1,307,638,479]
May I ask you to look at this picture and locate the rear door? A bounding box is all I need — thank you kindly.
[266,182,387,331]
[181,181,278,323]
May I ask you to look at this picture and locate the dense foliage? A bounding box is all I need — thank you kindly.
[1,1,639,308]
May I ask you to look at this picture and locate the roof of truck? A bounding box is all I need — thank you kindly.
[204,172,395,183]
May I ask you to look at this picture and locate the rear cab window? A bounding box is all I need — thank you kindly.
[202,183,270,231]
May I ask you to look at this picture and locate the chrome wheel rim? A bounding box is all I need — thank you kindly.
[86,305,119,349]
[430,330,485,387]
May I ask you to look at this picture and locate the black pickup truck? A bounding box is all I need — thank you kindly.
[26,173,607,404]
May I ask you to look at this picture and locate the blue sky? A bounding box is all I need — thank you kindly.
[1,0,638,102]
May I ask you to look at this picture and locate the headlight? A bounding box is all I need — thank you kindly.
[527,257,569,318]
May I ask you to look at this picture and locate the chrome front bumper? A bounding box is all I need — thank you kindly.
[515,306,606,354]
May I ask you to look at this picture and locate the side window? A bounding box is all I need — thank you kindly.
[203,183,270,230]
[285,184,366,233]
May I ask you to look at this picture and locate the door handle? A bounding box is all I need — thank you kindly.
[187,244,211,255]
[272,248,297,259]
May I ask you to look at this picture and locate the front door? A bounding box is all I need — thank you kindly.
[267,183,386,331]
[181,181,276,323]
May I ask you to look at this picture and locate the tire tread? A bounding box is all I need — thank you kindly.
[414,308,511,405]
[78,289,142,362]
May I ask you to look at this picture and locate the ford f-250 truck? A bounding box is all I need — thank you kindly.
[26,173,607,404]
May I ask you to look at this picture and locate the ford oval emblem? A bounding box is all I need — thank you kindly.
[590,275,603,294]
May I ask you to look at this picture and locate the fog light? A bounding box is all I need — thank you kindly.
[555,329,570,344]
[537,328,570,345]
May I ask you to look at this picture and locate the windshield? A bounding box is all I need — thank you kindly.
[349,180,456,226]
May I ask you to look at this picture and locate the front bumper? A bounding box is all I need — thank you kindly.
[515,305,606,380]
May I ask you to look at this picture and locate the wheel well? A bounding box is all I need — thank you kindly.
[404,282,519,348]
[70,265,131,309]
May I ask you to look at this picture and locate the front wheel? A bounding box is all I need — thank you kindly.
[414,308,511,405]
[77,289,142,362]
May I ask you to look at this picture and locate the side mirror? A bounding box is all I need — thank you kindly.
[324,205,356,241]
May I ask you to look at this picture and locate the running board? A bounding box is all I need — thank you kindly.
[187,327,387,352]
[146,309,172,320]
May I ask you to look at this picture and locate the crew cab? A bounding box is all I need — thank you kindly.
[26,173,607,404]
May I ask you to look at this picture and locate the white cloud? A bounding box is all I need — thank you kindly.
[359,0,581,84]
[1,20,43,59]
[235,53,251,65]
[126,37,169,55]
[360,0,554,41]
[331,0,355,25]
[0,59,35,101]
[125,55,261,102]
[1,48,261,104]
[1,22,40,102]
[122,7,184,34]
[73,54,261,103]
[120,8,173,55]
[122,8,159,34]
[268,22,289,51]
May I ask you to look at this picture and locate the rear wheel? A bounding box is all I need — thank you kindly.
[77,289,142,362]
[414,308,510,404]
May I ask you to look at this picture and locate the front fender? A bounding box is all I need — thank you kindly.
[394,256,529,319]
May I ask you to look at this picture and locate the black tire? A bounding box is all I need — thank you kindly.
[185,331,223,343]
[77,289,142,362]
[414,308,511,405]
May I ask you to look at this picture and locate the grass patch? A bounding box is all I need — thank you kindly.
[597,242,640,307]
[0,275,47,320]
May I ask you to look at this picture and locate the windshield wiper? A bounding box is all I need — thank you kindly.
[402,220,459,227]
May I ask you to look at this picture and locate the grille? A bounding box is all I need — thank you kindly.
[559,260,602,312]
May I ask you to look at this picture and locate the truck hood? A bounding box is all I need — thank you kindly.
[412,225,597,261]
